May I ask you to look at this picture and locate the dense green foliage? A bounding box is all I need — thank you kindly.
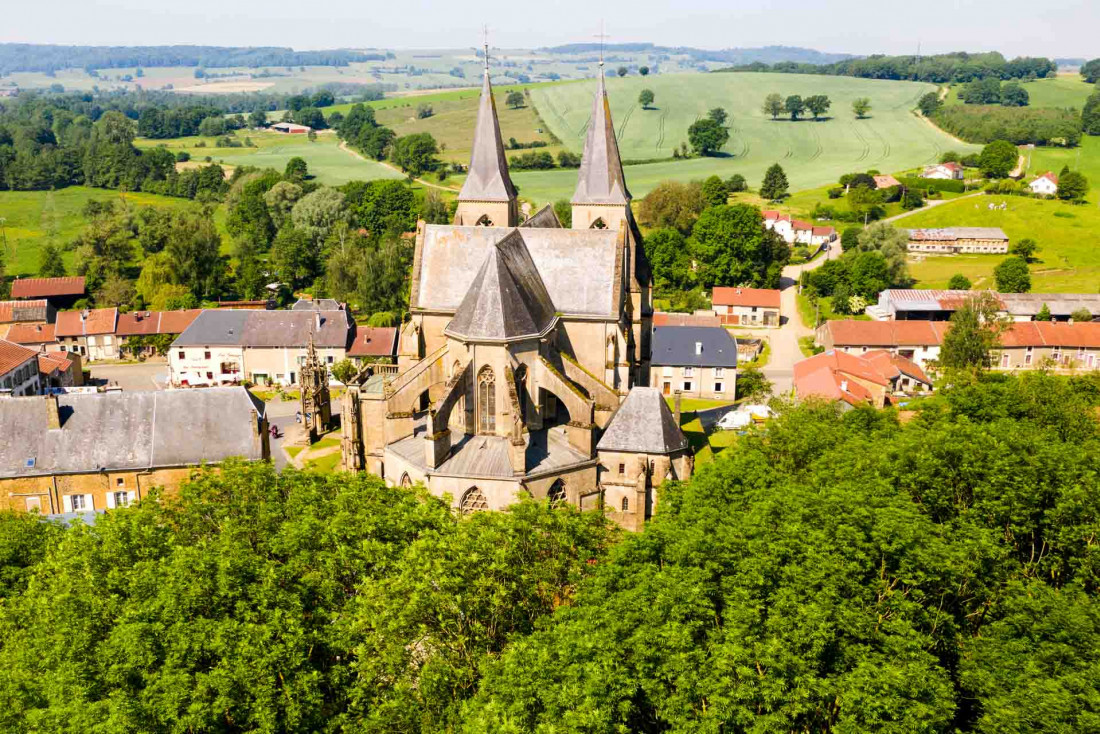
[897,175,967,194]
[1083,91,1100,136]
[957,78,1030,106]
[933,105,1082,146]
[687,117,729,155]
[803,221,910,299]
[760,162,789,200]
[994,255,1032,292]
[979,139,1021,178]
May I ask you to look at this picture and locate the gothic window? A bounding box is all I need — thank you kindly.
[400,473,412,489]
[476,214,494,227]
[622,497,630,512]
[590,217,607,230]
[548,479,567,508]
[477,366,496,434]
[461,486,489,514]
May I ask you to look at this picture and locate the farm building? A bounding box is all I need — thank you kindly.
[869,289,1100,322]
[904,227,1009,254]
[1028,171,1059,196]
[922,162,964,180]
[10,277,86,309]
[270,122,311,134]
[763,211,836,247]
[711,287,781,328]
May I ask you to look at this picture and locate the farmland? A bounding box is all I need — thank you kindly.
[945,73,1095,109]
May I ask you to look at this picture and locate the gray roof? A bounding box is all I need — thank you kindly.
[291,298,343,311]
[389,425,590,478]
[415,225,621,318]
[572,70,631,206]
[906,227,1008,241]
[172,309,351,348]
[598,387,688,454]
[1000,293,1100,317]
[0,388,266,478]
[458,70,515,203]
[445,231,558,342]
[651,326,739,367]
[521,204,563,229]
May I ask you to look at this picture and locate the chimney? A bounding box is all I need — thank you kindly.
[674,390,682,425]
[45,395,61,430]
[695,341,703,356]
[80,309,88,323]
[315,313,322,330]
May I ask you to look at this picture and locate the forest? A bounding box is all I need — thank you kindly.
[0,371,1098,732]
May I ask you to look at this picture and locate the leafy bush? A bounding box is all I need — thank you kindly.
[897,176,966,194]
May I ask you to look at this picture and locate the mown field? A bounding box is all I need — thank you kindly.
[0,188,214,277]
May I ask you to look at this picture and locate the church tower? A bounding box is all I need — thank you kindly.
[571,60,632,231]
[454,40,519,228]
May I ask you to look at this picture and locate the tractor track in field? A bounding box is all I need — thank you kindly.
[849,122,872,162]
[617,104,636,143]
[655,107,669,151]
[807,124,823,162]
[864,122,892,165]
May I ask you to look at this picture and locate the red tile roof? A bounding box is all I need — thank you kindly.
[823,320,949,347]
[794,351,879,407]
[652,312,723,327]
[712,287,782,309]
[0,339,38,377]
[10,277,85,299]
[55,308,117,337]
[873,174,901,189]
[792,219,813,231]
[1034,171,1059,186]
[0,299,49,323]
[37,352,73,377]
[863,349,932,385]
[348,326,399,358]
[812,226,836,237]
[4,323,56,345]
[158,309,202,334]
[114,309,203,337]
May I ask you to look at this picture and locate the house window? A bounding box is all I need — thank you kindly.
[71,494,87,511]
[206,372,213,380]
[621,497,629,512]
[477,366,496,434]
[714,367,724,378]
[662,366,672,377]
[116,477,124,487]
[178,351,185,360]
[1025,347,1033,366]
[327,356,334,364]
[204,351,211,360]
[104,336,113,346]
[88,336,97,347]
[618,463,626,475]
[715,382,724,393]
[683,367,693,377]
[113,491,129,508]
[683,381,693,392]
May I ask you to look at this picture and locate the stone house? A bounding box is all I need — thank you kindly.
[905,227,1009,254]
[651,326,738,400]
[0,339,42,396]
[55,308,119,361]
[816,320,947,369]
[763,211,837,246]
[115,310,202,358]
[0,388,269,515]
[0,299,54,330]
[3,322,58,351]
[38,351,82,390]
[711,286,781,328]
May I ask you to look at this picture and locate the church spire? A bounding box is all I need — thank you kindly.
[571,53,630,207]
[456,32,516,216]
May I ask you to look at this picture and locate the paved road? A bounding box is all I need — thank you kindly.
[88,362,168,391]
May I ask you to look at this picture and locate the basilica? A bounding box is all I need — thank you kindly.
[341,52,692,529]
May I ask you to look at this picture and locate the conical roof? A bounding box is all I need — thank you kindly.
[458,70,516,203]
[572,69,631,206]
[597,387,688,454]
[445,230,557,342]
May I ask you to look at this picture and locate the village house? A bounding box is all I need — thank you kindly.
[905,227,1009,254]
[10,276,86,310]
[115,310,202,358]
[763,211,837,247]
[4,322,58,351]
[169,308,352,387]
[794,349,932,409]
[347,326,399,365]
[711,286,781,328]
[0,299,54,334]
[0,388,269,516]
[55,308,119,361]
[339,51,692,531]
[0,339,42,397]
[1028,171,1059,196]
[651,326,738,400]
[873,174,901,189]
[37,351,82,390]
[868,289,1100,323]
[922,162,965,180]
[816,320,947,369]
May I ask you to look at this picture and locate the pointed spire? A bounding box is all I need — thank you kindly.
[572,63,630,206]
[458,32,515,204]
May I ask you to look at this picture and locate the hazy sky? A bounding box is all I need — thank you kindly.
[3,0,1097,58]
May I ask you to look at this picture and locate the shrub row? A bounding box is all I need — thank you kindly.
[897,176,967,194]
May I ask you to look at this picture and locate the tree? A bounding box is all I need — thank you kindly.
[1080,58,1100,83]
[1057,171,1090,203]
[687,118,729,156]
[947,273,972,290]
[707,107,728,126]
[638,89,655,109]
[420,189,451,224]
[637,181,706,234]
[1000,81,1030,107]
[617,66,628,77]
[735,365,773,401]
[94,273,134,307]
[1082,91,1100,136]
[639,66,649,76]
[415,103,433,120]
[505,90,525,109]
[1010,237,1039,262]
[841,226,861,251]
[164,209,225,299]
[726,174,747,192]
[994,255,1031,293]
[763,93,784,120]
[642,229,694,290]
[263,180,304,230]
[1072,307,1093,322]
[284,156,308,181]
[38,242,66,278]
[390,132,441,177]
[979,140,1019,178]
[291,187,347,247]
[940,292,1006,370]
[197,116,226,137]
[784,95,805,121]
[331,358,359,386]
[804,94,832,120]
[760,163,789,200]
[271,226,317,287]
[700,175,729,207]
[1035,303,1053,321]
[852,97,871,118]
[855,222,909,287]
[690,204,789,288]
[918,91,942,116]
[248,108,267,128]
[830,281,853,314]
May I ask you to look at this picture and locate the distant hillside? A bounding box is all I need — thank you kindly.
[0,44,387,75]
[538,43,854,66]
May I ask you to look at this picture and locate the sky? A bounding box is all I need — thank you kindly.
[3,0,1097,58]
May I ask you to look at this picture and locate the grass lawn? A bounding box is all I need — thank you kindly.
[310,436,341,451]
[306,452,342,473]
[796,292,869,326]
[946,74,1095,110]
[902,192,1100,291]
[665,397,734,413]
[0,187,215,277]
[678,410,740,466]
[285,446,304,459]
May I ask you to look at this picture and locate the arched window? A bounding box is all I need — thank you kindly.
[476,214,494,227]
[622,497,630,512]
[477,366,496,434]
[400,473,412,489]
[548,479,567,508]
[590,217,607,230]
[461,486,489,514]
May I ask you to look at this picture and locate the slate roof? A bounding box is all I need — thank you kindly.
[347,327,399,358]
[10,277,85,299]
[458,69,515,203]
[572,70,631,206]
[521,204,563,229]
[598,387,689,454]
[291,298,344,311]
[4,323,56,345]
[0,339,38,377]
[652,312,722,327]
[0,388,266,478]
[712,287,781,309]
[414,225,621,318]
[172,309,351,348]
[445,231,558,342]
[651,326,738,367]
[55,308,117,337]
[0,300,50,324]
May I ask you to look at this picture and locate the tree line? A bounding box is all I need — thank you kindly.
[1,367,1099,730]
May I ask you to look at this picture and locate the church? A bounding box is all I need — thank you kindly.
[340,49,692,530]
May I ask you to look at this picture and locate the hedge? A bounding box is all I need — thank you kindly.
[898,176,967,194]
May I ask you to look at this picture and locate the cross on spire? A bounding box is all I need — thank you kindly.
[482,24,490,72]
[594,21,609,68]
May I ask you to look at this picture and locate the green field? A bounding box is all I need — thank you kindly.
[0,188,209,277]
[946,74,1095,110]
[509,72,977,205]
